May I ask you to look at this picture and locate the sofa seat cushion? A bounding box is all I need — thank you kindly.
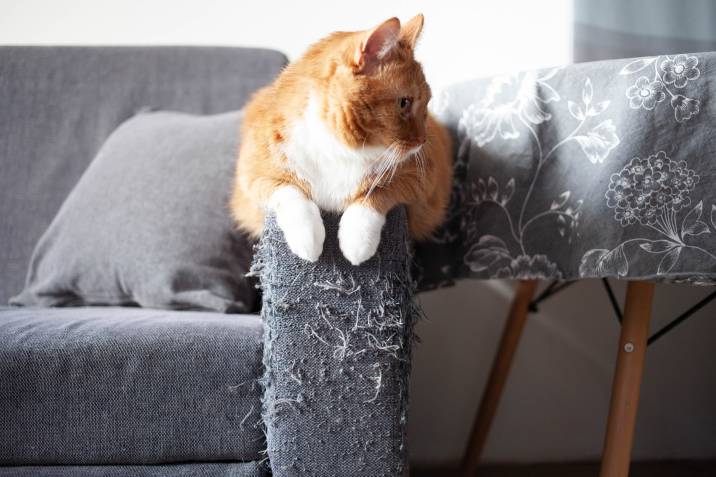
[0,307,265,465]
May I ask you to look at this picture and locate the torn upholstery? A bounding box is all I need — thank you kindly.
[254,207,416,477]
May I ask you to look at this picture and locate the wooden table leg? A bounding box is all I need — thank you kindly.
[599,281,656,477]
[461,279,539,477]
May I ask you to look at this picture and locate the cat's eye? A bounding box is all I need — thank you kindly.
[399,97,412,110]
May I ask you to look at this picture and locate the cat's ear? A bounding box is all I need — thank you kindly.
[354,17,401,75]
[401,14,424,49]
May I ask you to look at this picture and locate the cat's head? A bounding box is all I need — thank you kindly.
[318,15,430,159]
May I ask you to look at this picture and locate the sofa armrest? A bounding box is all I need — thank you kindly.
[253,207,416,477]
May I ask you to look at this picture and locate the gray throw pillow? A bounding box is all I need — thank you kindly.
[11,110,257,313]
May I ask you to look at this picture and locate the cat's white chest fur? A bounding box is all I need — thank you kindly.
[282,95,385,212]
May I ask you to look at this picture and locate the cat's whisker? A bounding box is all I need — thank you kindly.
[367,143,401,199]
[378,153,396,189]
[385,145,399,180]
[415,148,427,181]
[390,144,404,180]
[366,168,387,198]
[387,155,399,184]
[366,146,394,199]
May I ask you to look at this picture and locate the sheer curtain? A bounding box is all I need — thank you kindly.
[574,0,716,61]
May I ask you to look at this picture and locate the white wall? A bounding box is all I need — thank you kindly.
[413,279,716,466]
[0,0,573,91]
[3,0,715,467]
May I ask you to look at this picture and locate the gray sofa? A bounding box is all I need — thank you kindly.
[0,47,413,477]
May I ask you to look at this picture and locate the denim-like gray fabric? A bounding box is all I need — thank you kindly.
[419,51,716,288]
[10,111,256,312]
[0,46,287,304]
[0,307,264,464]
[0,463,266,477]
[254,208,416,477]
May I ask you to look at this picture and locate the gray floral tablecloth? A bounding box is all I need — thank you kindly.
[415,51,716,289]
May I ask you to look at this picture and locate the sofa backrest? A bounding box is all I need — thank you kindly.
[0,46,288,303]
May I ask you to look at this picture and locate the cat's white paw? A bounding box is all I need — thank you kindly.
[270,186,325,262]
[338,204,386,266]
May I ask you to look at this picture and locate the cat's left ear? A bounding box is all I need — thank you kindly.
[401,13,424,49]
[355,17,401,75]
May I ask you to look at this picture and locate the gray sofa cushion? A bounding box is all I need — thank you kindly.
[11,110,255,312]
[0,463,266,477]
[0,46,288,304]
[0,307,264,465]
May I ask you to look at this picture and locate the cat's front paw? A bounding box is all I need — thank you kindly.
[271,186,325,262]
[338,204,386,266]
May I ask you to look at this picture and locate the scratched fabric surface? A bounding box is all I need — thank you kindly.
[253,208,416,477]
[416,51,716,289]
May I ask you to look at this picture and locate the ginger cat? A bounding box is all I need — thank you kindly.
[230,14,452,265]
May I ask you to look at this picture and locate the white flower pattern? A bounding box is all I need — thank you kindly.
[660,55,700,87]
[458,70,560,146]
[574,120,620,164]
[415,53,715,288]
[457,74,615,278]
[619,54,702,123]
[670,95,700,122]
[626,77,666,110]
[580,151,716,279]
